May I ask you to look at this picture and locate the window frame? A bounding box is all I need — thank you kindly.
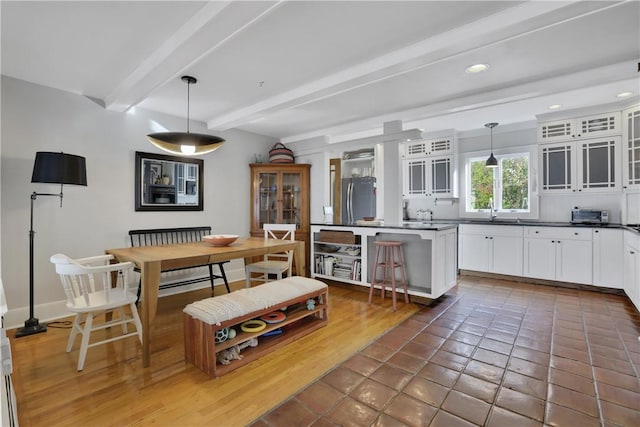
[460,146,538,220]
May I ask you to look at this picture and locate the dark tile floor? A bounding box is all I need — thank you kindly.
[251,275,640,427]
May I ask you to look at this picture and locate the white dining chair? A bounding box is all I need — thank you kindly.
[245,223,296,288]
[50,253,142,371]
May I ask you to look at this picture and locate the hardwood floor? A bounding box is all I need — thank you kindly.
[10,281,419,426]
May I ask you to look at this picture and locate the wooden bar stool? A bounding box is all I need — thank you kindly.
[369,240,409,311]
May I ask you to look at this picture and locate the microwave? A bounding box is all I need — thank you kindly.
[571,208,608,224]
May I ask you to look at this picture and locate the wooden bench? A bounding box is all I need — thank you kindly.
[128,226,230,298]
[183,276,328,378]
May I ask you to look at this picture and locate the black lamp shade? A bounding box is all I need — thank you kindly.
[31,152,87,185]
[146,132,225,155]
[486,153,498,168]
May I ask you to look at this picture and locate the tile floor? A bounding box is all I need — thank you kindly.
[251,275,640,426]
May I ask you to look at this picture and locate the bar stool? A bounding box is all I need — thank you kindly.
[369,240,409,311]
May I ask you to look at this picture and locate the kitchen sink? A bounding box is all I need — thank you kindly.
[402,222,433,228]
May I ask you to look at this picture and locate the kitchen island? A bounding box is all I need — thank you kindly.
[311,222,458,300]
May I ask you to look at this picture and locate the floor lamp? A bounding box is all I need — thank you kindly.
[15,152,87,338]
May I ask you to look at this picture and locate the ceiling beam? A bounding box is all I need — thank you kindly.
[103,1,283,112]
[281,61,637,144]
[205,0,587,131]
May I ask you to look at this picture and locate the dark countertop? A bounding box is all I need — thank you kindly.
[313,220,640,234]
[311,222,458,231]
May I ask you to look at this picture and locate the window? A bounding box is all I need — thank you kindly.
[466,153,530,213]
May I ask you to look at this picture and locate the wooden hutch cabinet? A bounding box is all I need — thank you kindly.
[250,163,311,275]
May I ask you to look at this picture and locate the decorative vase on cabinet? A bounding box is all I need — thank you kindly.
[250,163,311,275]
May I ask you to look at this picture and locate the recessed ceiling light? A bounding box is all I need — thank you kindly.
[548,104,562,110]
[617,91,633,98]
[465,63,489,74]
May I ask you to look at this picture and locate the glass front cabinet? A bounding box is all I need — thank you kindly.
[622,105,640,190]
[539,137,621,193]
[250,163,311,274]
[401,135,458,199]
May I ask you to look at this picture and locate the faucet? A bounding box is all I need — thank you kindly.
[425,209,433,222]
[489,198,497,221]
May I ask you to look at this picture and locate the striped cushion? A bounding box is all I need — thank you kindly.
[183,276,326,326]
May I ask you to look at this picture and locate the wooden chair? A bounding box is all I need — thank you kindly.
[50,253,142,371]
[245,224,296,288]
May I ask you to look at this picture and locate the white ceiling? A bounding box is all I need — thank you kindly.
[2,1,639,143]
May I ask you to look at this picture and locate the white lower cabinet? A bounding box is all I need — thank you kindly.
[458,224,523,276]
[623,230,640,311]
[592,228,623,289]
[523,227,593,285]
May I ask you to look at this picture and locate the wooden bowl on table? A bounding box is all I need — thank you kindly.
[203,234,239,247]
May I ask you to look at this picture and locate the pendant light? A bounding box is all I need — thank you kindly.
[147,76,225,155]
[485,122,498,168]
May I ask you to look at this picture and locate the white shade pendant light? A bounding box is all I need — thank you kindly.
[485,122,498,168]
[147,76,225,155]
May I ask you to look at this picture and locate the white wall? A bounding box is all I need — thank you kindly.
[1,76,276,327]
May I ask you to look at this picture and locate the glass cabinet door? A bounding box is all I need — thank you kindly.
[579,138,617,190]
[541,143,573,191]
[258,172,278,227]
[403,159,427,197]
[431,156,452,195]
[623,106,640,189]
[282,172,301,226]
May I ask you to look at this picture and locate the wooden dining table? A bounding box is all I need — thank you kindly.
[105,236,305,367]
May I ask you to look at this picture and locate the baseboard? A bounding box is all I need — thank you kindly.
[3,267,246,331]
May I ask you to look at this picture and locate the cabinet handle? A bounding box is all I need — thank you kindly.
[574,232,578,235]
[631,251,636,255]
[558,241,561,244]
[594,230,599,233]
[552,240,555,243]
[535,231,539,234]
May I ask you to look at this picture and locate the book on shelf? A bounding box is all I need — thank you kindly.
[315,254,361,281]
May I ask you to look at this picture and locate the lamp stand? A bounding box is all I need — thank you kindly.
[15,191,62,338]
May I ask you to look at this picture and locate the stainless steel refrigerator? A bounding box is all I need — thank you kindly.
[342,177,376,224]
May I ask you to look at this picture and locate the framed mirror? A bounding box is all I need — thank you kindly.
[135,151,204,211]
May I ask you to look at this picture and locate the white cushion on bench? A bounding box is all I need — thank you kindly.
[183,276,327,326]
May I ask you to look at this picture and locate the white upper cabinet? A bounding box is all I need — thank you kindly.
[403,155,454,198]
[401,135,457,199]
[538,109,623,194]
[403,136,454,158]
[621,104,640,190]
[539,137,621,193]
[537,112,621,143]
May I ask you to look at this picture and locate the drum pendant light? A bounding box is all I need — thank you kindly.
[147,75,225,155]
[485,122,498,168]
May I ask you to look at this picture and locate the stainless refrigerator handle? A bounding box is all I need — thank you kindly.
[346,182,351,223]
[348,182,353,223]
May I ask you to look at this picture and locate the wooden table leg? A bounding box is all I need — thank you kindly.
[141,260,160,368]
[294,240,306,277]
